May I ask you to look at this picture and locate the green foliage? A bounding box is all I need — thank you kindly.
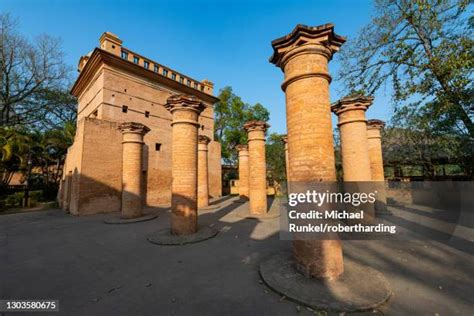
[333,129,343,181]
[1,190,42,208]
[214,86,270,164]
[382,123,472,178]
[0,13,77,193]
[27,88,78,130]
[265,133,286,182]
[5,192,24,207]
[0,127,36,177]
[339,0,473,138]
[0,123,76,187]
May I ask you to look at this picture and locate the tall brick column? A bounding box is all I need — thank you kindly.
[367,119,385,181]
[331,95,373,181]
[367,119,387,212]
[236,144,249,200]
[166,95,205,235]
[244,121,269,215]
[332,95,375,223]
[270,24,345,279]
[198,135,211,208]
[118,122,150,219]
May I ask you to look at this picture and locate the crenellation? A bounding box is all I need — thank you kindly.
[111,45,214,95]
[61,32,222,215]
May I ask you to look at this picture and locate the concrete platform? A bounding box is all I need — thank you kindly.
[260,252,392,312]
[236,197,281,220]
[236,207,281,220]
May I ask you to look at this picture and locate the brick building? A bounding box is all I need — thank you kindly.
[59,32,221,215]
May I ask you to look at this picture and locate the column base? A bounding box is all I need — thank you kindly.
[235,197,281,220]
[259,251,392,312]
[104,213,158,224]
[146,225,218,246]
[236,206,281,220]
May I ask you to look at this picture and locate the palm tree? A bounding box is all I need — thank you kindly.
[0,127,33,186]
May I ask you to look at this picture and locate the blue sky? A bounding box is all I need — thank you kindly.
[3,0,393,134]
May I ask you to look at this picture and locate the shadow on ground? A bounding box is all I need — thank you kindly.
[0,193,473,315]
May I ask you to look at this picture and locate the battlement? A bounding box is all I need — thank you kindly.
[77,32,214,95]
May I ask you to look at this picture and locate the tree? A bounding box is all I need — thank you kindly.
[0,126,31,185]
[0,13,73,127]
[333,128,343,181]
[24,87,77,130]
[265,133,286,183]
[384,109,473,178]
[0,121,75,187]
[338,0,473,137]
[214,86,270,164]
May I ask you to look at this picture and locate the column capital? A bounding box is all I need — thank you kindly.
[165,94,206,114]
[270,23,346,69]
[198,135,211,145]
[243,120,270,133]
[331,95,374,116]
[118,122,151,135]
[367,119,385,130]
[281,135,288,144]
[235,144,249,152]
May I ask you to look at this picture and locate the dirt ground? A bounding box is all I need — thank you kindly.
[1,196,472,315]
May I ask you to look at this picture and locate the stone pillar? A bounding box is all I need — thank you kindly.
[332,95,375,223]
[198,135,211,208]
[118,122,150,219]
[367,119,387,212]
[282,136,290,193]
[244,121,269,215]
[236,144,249,200]
[367,119,385,181]
[331,95,373,181]
[270,24,345,279]
[165,95,205,235]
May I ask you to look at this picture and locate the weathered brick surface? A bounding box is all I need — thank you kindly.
[236,145,249,199]
[60,33,222,215]
[118,122,150,219]
[61,118,85,213]
[198,135,211,208]
[68,118,123,215]
[166,95,205,235]
[270,24,345,279]
[332,96,375,222]
[367,119,387,211]
[208,141,222,199]
[367,120,385,181]
[244,121,269,215]
[331,96,373,181]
